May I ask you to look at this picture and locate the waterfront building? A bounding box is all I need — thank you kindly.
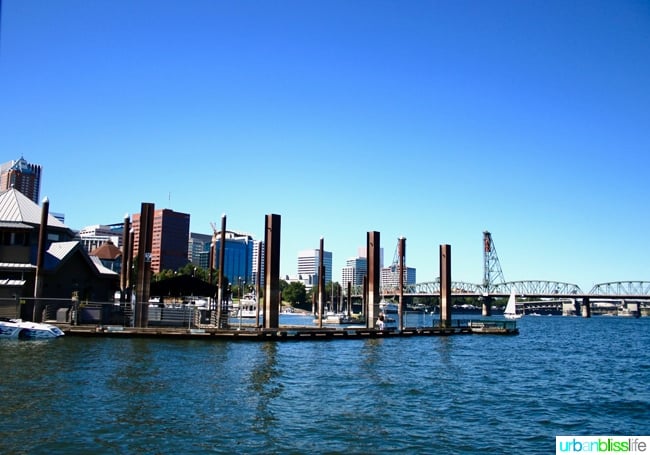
[200,231,264,286]
[0,157,42,204]
[297,249,332,287]
[89,240,122,273]
[51,212,65,224]
[212,231,256,287]
[188,232,212,266]
[132,208,190,274]
[357,246,384,268]
[340,246,383,287]
[0,188,118,319]
[195,249,211,270]
[188,231,260,286]
[381,265,416,291]
[283,274,316,291]
[251,240,264,287]
[77,224,122,251]
[341,257,367,287]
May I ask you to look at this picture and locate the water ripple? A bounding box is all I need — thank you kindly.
[1,317,649,453]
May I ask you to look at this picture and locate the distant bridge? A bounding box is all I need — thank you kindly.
[347,231,649,300]
[350,280,650,300]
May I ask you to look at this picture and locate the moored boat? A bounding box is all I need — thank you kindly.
[233,293,262,318]
[0,318,65,339]
[379,300,398,315]
[319,311,362,324]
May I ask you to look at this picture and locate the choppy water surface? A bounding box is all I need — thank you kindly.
[1,316,649,454]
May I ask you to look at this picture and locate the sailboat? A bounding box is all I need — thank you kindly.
[504,289,523,319]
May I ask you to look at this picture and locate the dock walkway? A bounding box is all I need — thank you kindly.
[59,320,518,340]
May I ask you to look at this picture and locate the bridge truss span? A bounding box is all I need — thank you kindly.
[409,281,483,296]
[589,281,650,296]
[489,280,583,296]
[378,281,483,296]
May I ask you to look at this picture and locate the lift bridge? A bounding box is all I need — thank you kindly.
[349,231,650,300]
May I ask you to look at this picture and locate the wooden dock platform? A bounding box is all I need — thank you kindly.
[58,320,518,340]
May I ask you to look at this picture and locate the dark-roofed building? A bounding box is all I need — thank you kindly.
[0,188,119,320]
[89,240,122,273]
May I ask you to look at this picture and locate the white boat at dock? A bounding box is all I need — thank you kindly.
[232,293,262,318]
[0,318,65,339]
[379,300,398,314]
[318,311,361,324]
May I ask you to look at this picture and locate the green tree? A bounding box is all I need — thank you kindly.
[152,264,214,283]
[282,281,307,306]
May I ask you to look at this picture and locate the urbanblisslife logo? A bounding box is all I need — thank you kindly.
[556,436,649,454]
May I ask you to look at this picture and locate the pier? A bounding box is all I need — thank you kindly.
[2,208,528,338]
[53,229,519,339]
[58,319,519,340]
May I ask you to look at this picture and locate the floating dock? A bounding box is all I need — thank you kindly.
[58,320,518,340]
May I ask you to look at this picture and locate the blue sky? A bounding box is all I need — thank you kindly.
[1,0,649,291]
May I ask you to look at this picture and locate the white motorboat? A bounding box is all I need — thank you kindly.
[0,318,65,339]
[234,293,262,318]
[318,311,360,324]
[379,300,398,314]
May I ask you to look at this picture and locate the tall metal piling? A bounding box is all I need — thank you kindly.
[33,197,49,321]
[318,237,324,328]
[367,231,381,328]
[135,202,154,328]
[120,213,130,302]
[208,240,215,310]
[398,236,405,332]
[217,214,227,328]
[264,214,281,329]
[440,244,452,328]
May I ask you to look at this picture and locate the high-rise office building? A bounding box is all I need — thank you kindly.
[297,249,332,285]
[133,208,190,273]
[193,234,262,287]
[0,157,42,203]
[340,246,384,287]
[188,232,212,265]
[251,240,264,287]
[77,224,122,252]
[381,265,416,290]
[213,232,255,287]
[341,257,367,287]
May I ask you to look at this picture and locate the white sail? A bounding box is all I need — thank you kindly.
[504,289,522,319]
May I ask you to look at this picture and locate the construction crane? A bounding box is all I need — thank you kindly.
[210,222,219,241]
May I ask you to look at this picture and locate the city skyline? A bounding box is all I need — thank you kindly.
[1,1,648,291]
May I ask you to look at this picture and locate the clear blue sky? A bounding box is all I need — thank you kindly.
[1,0,649,291]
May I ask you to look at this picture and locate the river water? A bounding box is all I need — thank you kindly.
[1,315,649,454]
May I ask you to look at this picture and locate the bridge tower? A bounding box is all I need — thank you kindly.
[482,231,505,316]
